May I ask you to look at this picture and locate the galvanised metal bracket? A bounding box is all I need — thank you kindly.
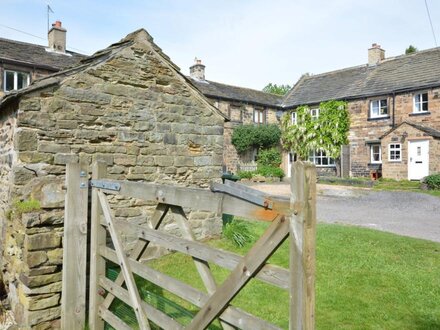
[90,180,121,192]
[210,180,273,209]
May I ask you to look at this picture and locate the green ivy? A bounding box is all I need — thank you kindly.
[423,174,440,190]
[281,101,349,160]
[231,124,281,153]
[257,147,282,167]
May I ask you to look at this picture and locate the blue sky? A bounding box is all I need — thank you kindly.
[1,0,439,90]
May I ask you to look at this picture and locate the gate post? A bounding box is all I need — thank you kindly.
[289,161,316,330]
[61,163,89,329]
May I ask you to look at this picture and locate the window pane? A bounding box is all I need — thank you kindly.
[422,101,428,111]
[322,157,328,165]
[17,72,28,89]
[5,71,14,91]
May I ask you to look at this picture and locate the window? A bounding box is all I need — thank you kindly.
[4,70,30,92]
[253,109,265,124]
[291,112,297,125]
[370,144,382,163]
[310,108,319,120]
[388,143,401,161]
[309,150,335,166]
[370,99,388,118]
[413,92,428,113]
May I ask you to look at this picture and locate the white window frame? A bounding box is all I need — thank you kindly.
[370,144,382,163]
[413,92,428,113]
[253,109,265,124]
[291,111,297,125]
[4,70,30,92]
[310,108,320,120]
[370,99,388,118]
[309,149,335,167]
[388,143,401,162]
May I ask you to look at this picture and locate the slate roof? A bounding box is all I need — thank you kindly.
[190,78,284,108]
[381,121,440,139]
[283,47,440,108]
[0,37,85,71]
[0,29,227,121]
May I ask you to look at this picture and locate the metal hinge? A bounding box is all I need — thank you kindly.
[90,180,121,191]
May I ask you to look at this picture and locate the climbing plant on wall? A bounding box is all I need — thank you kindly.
[231,124,281,153]
[281,100,349,160]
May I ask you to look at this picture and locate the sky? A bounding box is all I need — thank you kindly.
[1,0,439,90]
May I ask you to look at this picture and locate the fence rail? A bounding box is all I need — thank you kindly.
[61,161,316,330]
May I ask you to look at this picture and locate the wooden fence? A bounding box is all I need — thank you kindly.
[61,161,316,329]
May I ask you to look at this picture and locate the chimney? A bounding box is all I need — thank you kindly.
[190,57,205,80]
[48,21,67,53]
[368,43,385,65]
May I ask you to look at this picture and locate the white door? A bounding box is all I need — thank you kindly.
[408,140,429,180]
[287,152,293,178]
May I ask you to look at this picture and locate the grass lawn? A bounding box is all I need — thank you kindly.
[108,222,440,329]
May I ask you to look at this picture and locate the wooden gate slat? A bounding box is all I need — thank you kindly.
[97,191,151,330]
[186,215,289,330]
[98,307,132,330]
[99,277,184,330]
[170,206,234,330]
[98,180,290,221]
[107,219,289,289]
[102,203,170,310]
[100,246,282,330]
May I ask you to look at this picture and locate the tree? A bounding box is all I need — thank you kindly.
[281,100,350,164]
[405,45,418,54]
[262,83,292,96]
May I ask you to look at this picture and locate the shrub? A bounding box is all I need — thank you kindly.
[237,171,255,179]
[423,174,440,190]
[232,124,281,153]
[257,147,282,167]
[222,220,254,247]
[257,165,284,178]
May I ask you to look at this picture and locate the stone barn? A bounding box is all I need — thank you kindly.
[0,29,226,328]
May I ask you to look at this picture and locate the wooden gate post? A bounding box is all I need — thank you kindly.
[61,163,89,329]
[289,161,316,330]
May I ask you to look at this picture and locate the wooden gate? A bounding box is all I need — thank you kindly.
[61,161,316,330]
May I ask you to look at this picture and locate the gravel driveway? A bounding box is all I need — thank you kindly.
[250,183,440,243]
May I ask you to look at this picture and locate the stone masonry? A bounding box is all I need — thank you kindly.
[0,29,225,329]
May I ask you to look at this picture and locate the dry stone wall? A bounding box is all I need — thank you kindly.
[1,31,225,329]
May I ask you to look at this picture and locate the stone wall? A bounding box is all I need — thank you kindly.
[1,31,225,329]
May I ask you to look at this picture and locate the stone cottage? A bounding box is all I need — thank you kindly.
[284,44,440,180]
[0,29,225,328]
[0,21,84,98]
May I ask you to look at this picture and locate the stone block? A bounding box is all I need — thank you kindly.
[47,248,63,265]
[54,153,79,165]
[39,211,64,226]
[38,143,70,154]
[20,272,62,288]
[15,129,38,151]
[19,98,41,112]
[25,233,61,251]
[164,133,177,145]
[154,156,173,166]
[28,266,58,276]
[194,156,212,166]
[114,154,136,166]
[13,166,37,185]
[27,293,60,311]
[25,251,48,268]
[137,155,154,165]
[21,212,41,228]
[22,281,62,295]
[39,182,65,208]
[18,152,53,164]
[27,305,60,326]
[57,120,78,129]
[175,156,194,167]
